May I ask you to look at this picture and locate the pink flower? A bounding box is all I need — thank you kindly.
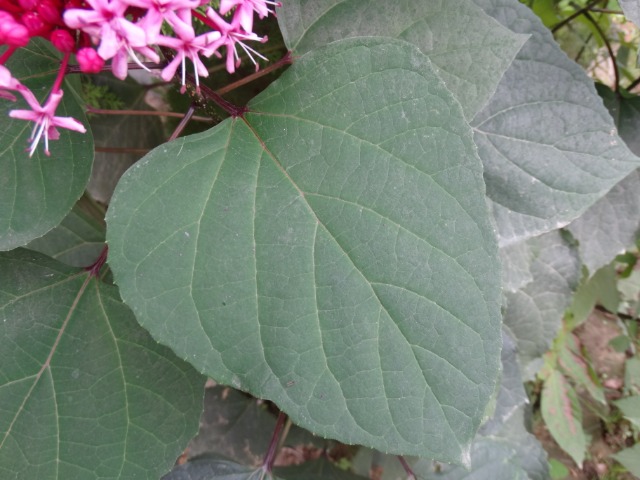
[121,0,202,42]
[9,88,86,156]
[0,65,22,101]
[219,0,280,32]
[156,23,221,92]
[64,0,160,79]
[205,7,268,74]
[76,47,105,73]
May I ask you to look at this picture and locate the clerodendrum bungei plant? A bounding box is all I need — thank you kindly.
[2,0,640,479]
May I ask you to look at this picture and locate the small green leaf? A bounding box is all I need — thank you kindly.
[548,459,570,480]
[609,335,632,353]
[0,249,205,479]
[612,443,640,476]
[0,41,93,251]
[107,38,502,463]
[614,395,640,428]
[558,337,606,405]
[541,370,587,467]
[566,264,619,327]
[277,0,527,119]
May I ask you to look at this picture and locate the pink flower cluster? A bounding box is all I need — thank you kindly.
[0,0,279,156]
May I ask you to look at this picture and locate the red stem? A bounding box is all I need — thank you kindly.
[262,411,287,473]
[397,456,417,480]
[51,52,71,93]
[85,245,108,277]
[0,46,17,65]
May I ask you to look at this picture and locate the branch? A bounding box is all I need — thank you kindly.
[552,0,605,33]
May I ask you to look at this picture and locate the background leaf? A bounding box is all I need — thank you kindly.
[501,231,581,379]
[106,38,502,463]
[611,443,640,476]
[277,0,527,119]
[566,86,640,274]
[470,0,640,245]
[0,41,93,251]
[26,196,105,268]
[162,456,281,480]
[0,249,205,479]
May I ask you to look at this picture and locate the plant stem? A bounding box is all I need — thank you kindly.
[628,75,640,91]
[397,456,417,480]
[86,105,213,123]
[215,51,293,95]
[552,0,605,33]
[95,147,150,155]
[85,245,108,277]
[577,5,620,91]
[168,104,196,141]
[261,411,287,474]
[67,61,164,75]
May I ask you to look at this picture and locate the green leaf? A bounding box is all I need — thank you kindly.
[548,459,570,480]
[541,370,587,467]
[162,457,282,480]
[566,264,619,326]
[106,38,502,463]
[502,232,581,379]
[26,198,105,268]
[614,395,640,428]
[471,0,640,245]
[0,41,93,251]
[0,249,205,479]
[558,335,606,405]
[612,443,640,477]
[277,0,527,119]
[624,357,640,395]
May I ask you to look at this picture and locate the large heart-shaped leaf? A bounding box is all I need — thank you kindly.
[106,38,502,463]
[277,0,527,120]
[0,41,93,251]
[471,0,640,245]
[0,249,205,479]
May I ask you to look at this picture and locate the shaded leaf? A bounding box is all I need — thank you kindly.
[26,198,105,268]
[86,75,166,203]
[106,38,502,463]
[277,0,527,119]
[566,86,640,274]
[471,0,640,245]
[188,385,319,466]
[541,370,587,467]
[162,456,281,480]
[0,41,93,251]
[502,231,581,379]
[275,459,368,480]
[0,249,205,479]
[479,329,528,436]
[620,0,640,28]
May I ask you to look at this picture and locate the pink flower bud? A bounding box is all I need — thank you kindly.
[37,0,62,25]
[76,47,104,73]
[50,29,75,53]
[19,0,39,10]
[21,12,52,38]
[0,16,31,47]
